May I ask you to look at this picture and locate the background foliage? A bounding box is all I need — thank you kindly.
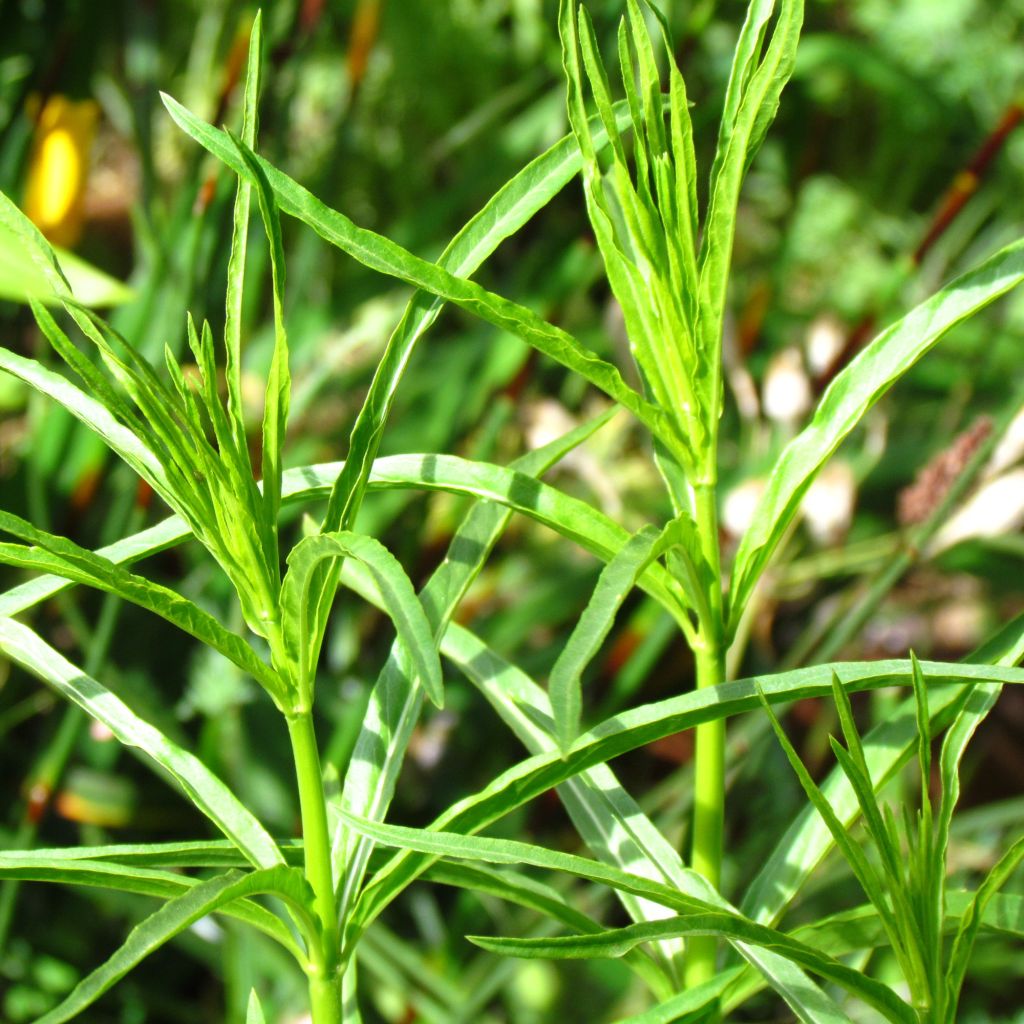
[1,0,1023,1021]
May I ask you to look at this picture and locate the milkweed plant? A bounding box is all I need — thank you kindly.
[1,3,1024,1022]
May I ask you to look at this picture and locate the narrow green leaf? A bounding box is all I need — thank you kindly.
[945,834,1024,1015]
[729,237,1024,628]
[742,616,1024,928]
[223,12,263,457]
[757,688,901,945]
[30,298,148,439]
[34,867,316,1024]
[334,415,619,923]
[162,97,678,455]
[0,840,304,869]
[0,509,283,701]
[828,675,906,889]
[468,916,914,1023]
[281,531,441,707]
[550,523,668,752]
[246,989,267,1024]
[228,129,290,532]
[0,854,301,956]
[696,0,803,440]
[0,618,284,870]
[0,344,170,499]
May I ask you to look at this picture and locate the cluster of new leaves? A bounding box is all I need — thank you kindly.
[761,660,1024,1021]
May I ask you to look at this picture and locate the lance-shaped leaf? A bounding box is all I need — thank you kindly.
[0,508,284,701]
[334,415,619,923]
[223,13,263,457]
[281,531,441,707]
[550,521,678,752]
[0,617,283,870]
[160,94,681,459]
[469,917,913,1024]
[729,236,1024,630]
[349,658,1024,935]
[347,817,906,1022]
[0,853,301,956]
[34,866,316,1024]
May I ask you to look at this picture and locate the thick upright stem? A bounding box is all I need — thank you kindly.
[685,639,726,989]
[685,482,726,990]
[287,711,342,1024]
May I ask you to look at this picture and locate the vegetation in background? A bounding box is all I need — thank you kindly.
[0,1,1023,1022]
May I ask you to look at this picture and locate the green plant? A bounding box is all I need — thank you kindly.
[2,2,1024,1022]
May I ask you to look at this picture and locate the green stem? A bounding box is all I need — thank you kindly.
[686,482,725,990]
[287,711,342,1024]
[686,638,726,990]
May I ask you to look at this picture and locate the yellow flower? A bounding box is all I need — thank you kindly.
[23,95,99,248]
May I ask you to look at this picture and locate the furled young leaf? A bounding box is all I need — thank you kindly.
[729,236,1024,629]
[34,867,316,1024]
[0,618,283,870]
[223,12,263,458]
[280,530,441,707]
[246,989,268,1024]
[160,94,682,459]
[699,0,804,325]
[560,0,706,471]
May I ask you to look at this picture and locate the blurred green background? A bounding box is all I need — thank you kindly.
[1,1,1024,1021]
